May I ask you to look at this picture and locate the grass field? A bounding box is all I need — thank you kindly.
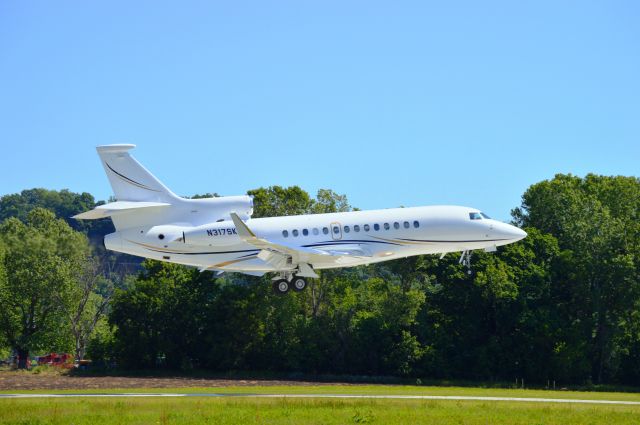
[2,396,640,424]
[2,385,640,424]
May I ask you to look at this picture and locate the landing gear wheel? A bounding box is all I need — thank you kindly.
[272,279,290,295]
[291,276,307,292]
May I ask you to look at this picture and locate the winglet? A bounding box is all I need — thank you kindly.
[96,144,177,202]
[230,212,256,239]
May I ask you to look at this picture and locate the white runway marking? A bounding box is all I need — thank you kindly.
[1,393,640,405]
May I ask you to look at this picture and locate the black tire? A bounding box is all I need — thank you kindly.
[291,276,307,292]
[272,279,290,295]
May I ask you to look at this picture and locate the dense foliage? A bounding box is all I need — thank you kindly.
[1,175,639,386]
[0,188,113,242]
[0,209,89,366]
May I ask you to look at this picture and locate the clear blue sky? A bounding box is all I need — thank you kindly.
[1,1,638,220]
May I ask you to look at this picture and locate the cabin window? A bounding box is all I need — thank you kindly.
[354,224,360,232]
[333,225,340,235]
[364,224,370,231]
[312,228,319,235]
[303,229,309,236]
[293,229,299,237]
[413,220,420,228]
[469,212,482,220]
[282,230,289,238]
[374,224,380,231]
[394,222,400,229]
[322,227,329,235]
[344,225,350,233]
[384,223,390,230]
[403,221,410,229]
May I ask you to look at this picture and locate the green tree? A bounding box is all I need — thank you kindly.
[248,186,351,218]
[311,189,351,214]
[85,316,116,365]
[296,274,425,376]
[410,228,561,382]
[66,258,115,361]
[0,188,113,241]
[0,241,7,353]
[190,193,220,199]
[96,175,640,384]
[248,186,315,218]
[513,174,640,383]
[109,261,218,369]
[201,277,302,371]
[0,208,89,367]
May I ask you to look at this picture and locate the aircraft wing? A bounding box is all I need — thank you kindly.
[230,213,328,257]
[230,213,372,266]
[315,245,371,257]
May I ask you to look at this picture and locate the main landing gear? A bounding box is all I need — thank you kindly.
[272,273,308,295]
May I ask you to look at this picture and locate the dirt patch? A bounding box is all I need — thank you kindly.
[0,371,348,391]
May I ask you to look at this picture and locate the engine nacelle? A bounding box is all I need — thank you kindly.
[104,221,242,257]
[102,195,254,253]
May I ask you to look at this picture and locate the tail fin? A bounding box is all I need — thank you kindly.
[96,145,177,202]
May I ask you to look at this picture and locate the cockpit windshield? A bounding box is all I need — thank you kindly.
[469,212,491,220]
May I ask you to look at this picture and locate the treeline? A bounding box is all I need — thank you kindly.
[0,176,639,386]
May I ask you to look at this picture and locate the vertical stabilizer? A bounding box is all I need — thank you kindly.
[96,145,177,202]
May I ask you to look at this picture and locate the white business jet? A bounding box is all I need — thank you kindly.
[75,145,527,294]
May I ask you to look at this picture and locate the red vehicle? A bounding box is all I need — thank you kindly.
[37,353,74,368]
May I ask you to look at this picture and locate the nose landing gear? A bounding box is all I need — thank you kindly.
[459,250,473,275]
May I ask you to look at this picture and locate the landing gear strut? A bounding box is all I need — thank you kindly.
[459,250,473,275]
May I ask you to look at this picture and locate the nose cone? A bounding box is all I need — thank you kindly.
[492,222,527,242]
[510,226,527,241]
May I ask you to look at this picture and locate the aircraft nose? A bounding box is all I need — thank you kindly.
[511,226,527,241]
[492,222,527,241]
[503,224,527,241]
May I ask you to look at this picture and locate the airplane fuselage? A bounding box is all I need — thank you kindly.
[105,205,526,274]
[76,144,527,292]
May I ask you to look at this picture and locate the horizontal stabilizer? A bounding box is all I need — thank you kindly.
[73,201,171,220]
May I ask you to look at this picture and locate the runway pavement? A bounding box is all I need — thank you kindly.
[1,393,640,405]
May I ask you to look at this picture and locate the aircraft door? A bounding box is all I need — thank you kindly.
[330,222,342,240]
